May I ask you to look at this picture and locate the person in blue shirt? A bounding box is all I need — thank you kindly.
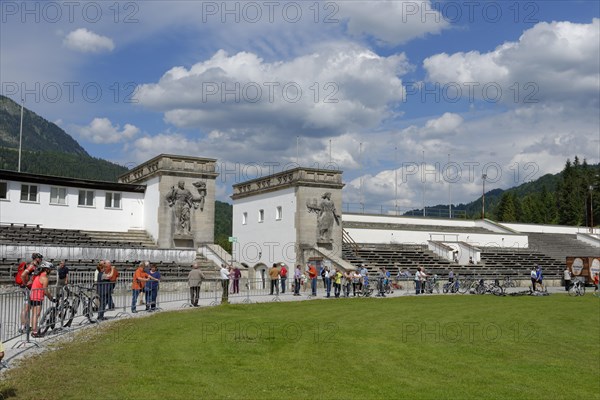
[145,264,161,311]
[535,265,544,292]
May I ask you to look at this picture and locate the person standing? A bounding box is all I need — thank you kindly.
[30,261,56,337]
[377,268,386,297]
[269,263,280,295]
[333,268,343,298]
[187,262,205,307]
[323,266,332,298]
[308,264,318,296]
[352,270,361,296]
[145,265,161,311]
[55,260,69,299]
[563,267,572,291]
[293,265,302,296]
[220,264,230,304]
[19,252,43,333]
[232,267,241,294]
[280,263,288,294]
[131,262,149,313]
[343,271,352,297]
[530,267,538,291]
[97,262,113,321]
[535,265,544,292]
[103,260,118,310]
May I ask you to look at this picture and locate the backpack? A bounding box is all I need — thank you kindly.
[14,261,27,286]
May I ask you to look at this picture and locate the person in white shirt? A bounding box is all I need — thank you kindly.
[563,268,572,291]
[220,264,230,304]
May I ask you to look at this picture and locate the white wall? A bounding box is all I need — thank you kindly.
[233,188,297,267]
[343,213,514,233]
[143,176,160,240]
[501,222,597,235]
[0,179,144,232]
[345,228,528,249]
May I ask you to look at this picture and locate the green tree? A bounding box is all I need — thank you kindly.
[497,192,518,222]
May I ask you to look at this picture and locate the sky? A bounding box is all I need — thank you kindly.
[1,0,599,212]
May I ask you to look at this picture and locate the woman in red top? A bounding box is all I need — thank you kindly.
[30,262,55,337]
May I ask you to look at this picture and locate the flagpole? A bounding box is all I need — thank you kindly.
[18,99,24,172]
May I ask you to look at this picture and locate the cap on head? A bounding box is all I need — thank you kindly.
[32,253,43,260]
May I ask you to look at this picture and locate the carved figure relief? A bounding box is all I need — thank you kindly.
[166,180,207,235]
[307,192,340,243]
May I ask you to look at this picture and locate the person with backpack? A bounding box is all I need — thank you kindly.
[17,253,43,334]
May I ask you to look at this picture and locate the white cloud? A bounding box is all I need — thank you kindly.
[75,118,139,144]
[338,0,448,45]
[423,19,600,105]
[63,28,115,53]
[135,43,408,139]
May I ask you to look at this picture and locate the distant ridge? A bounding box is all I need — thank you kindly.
[0,95,88,156]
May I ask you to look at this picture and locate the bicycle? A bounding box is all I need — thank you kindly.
[63,284,101,324]
[442,279,459,294]
[424,276,440,294]
[38,287,72,335]
[459,277,474,294]
[357,279,374,297]
[568,280,586,297]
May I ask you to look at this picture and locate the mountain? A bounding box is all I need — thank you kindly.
[0,95,88,155]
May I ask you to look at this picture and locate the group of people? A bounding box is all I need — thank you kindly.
[292,264,388,298]
[14,252,164,337]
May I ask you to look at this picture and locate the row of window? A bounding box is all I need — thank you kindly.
[0,182,121,209]
[242,206,283,225]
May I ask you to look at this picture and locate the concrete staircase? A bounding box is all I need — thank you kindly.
[528,233,600,263]
[81,230,157,248]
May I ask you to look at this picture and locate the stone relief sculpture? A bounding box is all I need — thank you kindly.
[307,192,340,243]
[166,180,207,235]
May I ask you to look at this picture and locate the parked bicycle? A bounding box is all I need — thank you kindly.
[63,284,101,324]
[424,275,440,294]
[39,287,72,334]
[459,276,474,294]
[568,280,586,297]
[442,279,459,294]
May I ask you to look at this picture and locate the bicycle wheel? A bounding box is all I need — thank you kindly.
[443,283,450,294]
[475,284,486,295]
[568,285,578,297]
[85,297,100,322]
[61,305,76,328]
[491,286,504,296]
[39,307,56,334]
[459,280,471,294]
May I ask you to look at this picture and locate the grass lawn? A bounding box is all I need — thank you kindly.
[1,295,599,399]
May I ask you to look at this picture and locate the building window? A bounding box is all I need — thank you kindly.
[276,206,282,220]
[78,189,95,207]
[50,187,67,205]
[105,192,122,209]
[20,184,38,202]
[258,209,264,223]
[0,181,7,200]
[242,212,248,225]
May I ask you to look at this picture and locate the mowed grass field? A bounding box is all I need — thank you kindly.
[1,295,599,400]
